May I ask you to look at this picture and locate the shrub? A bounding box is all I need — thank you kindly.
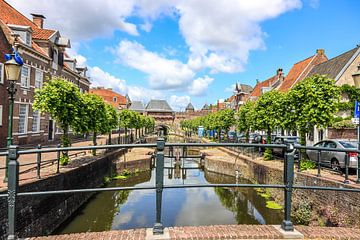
[292,201,312,225]
[264,148,273,160]
[300,160,316,171]
[59,155,69,165]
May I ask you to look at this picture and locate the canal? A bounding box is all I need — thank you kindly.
[55,151,283,234]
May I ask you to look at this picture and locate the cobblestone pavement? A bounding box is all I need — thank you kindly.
[29,225,360,239]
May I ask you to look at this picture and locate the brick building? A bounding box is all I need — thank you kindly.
[90,87,127,110]
[0,0,90,147]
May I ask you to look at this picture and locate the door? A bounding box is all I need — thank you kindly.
[48,120,54,140]
[307,141,324,161]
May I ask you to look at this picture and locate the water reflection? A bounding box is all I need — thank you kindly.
[56,158,282,234]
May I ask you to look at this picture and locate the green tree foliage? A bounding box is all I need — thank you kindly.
[236,101,255,141]
[33,78,83,164]
[81,93,108,155]
[287,75,341,145]
[105,104,119,144]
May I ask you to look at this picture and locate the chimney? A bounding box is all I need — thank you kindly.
[316,49,325,55]
[277,68,284,81]
[31,14,46,29]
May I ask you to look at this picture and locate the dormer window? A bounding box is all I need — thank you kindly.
[8,24,32,46]
[113,97,117,102]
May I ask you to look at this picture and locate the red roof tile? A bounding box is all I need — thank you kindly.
[90,88,127,109]
[278,51,328,92]
[33,28,56,40]
[250,75,278,98]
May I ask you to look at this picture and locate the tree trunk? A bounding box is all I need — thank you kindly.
[125,127,128,143]
[218,129,221,142]
[92,132,97,156]
[245,129,250,143]
[62,125,70,160]
[108,130,112,145]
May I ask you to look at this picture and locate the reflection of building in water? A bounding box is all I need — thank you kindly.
[247,200,266,224]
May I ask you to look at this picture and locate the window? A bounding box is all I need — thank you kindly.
[13,30,31,46]
[21,66,30,88]
[19,104,28,134]
[0,63,3,84]
[32,109,40,132]
[113,97,117,102]
[35,70,43,88]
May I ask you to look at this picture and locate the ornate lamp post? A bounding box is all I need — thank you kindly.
[352,63,360,183]
[3,53,22,182]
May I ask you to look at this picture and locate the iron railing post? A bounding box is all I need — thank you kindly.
[36,144,41,179]
[153,137,164,234]
[56,144,61,174]
[297,151,301,172]
[317,150,321,177]
[7,145,19,240]
[281,143,294,231]
[344,153,349,184]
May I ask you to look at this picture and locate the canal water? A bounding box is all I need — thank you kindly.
[55,154,283,234]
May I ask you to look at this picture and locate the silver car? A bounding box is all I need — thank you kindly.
[306,140,358,171]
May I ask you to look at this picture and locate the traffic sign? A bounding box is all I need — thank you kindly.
[352,118,359,124]
[355,101,360,118]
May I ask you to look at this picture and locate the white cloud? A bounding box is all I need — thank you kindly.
[115,40,194,90]
[119,19,139,36]
[225,84,236,92]
[88,66,128,94]
[188,75,214,96]
[169,95,191,111]
[127,86,162,103]
[9,0,302,73]
[308,0,320,9]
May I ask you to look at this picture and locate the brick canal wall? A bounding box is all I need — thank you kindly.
[0,148,129,239]
[205,148,360,228]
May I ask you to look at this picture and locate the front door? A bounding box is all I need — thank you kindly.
[48,120,54,140]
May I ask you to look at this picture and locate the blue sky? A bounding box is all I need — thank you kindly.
[8,0,360,110]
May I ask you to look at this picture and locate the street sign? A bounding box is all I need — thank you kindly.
[352,118,359,124]
[355,101,360,119]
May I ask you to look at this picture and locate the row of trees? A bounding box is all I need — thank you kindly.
[181,75,342,159]
[33,78,155,163]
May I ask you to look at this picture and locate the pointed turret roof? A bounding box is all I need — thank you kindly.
[185,102,195,111]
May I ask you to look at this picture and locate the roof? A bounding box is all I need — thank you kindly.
[90,88,127,109]
[249,75,278,98]
[186,102,195,110]
[0,0,56,41]
[146,100,173,113]
[278,56,314,92]
[278,51,328,92]
[307,47,360,80]
[129,101,145,112]
[202,104,210,110]
[236,83,253,94]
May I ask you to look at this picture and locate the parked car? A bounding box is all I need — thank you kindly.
[306,140,358,171]
[272,136,300,159]
[228,131,237,142]
[238,133,263,144]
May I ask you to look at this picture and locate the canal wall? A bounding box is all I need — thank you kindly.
[205,147,360,228]
[0,148,128,239]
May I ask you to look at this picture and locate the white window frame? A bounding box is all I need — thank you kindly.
[35,69,43,89]
[32,109,40,132]
[19,104,28,134]
[21,65,30,88]
[0,63,4,84]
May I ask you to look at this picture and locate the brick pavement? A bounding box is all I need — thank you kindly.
[28,225,360,240]
[0,133,135,190]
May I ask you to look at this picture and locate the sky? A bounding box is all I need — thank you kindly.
[7,0,360,111]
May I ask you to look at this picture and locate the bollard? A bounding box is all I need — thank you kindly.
[56,144,61,174]
[153,138,164,235]
[317,150,321,177]
[7,146,19,240]
[36,144,42,179]
[281,143,294,231]
[344,153,350,184]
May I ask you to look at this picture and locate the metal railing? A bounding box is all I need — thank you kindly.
[2,139,360,239]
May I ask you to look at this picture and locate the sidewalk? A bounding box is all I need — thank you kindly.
[0,132,134,190]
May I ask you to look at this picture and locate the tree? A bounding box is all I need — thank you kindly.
[288,74,341,146]
[236,101,255,142]
[81,93,108,155]
[104,104,119,145]
[33,78,84,164]
[253,90,285,159]
[119,109,135,143]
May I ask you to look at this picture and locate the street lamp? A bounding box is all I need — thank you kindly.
[3,53,22,182]
[352,63,360,183]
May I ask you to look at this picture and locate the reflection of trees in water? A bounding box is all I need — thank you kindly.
[56,171,151,234]
[210,170,283,225]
